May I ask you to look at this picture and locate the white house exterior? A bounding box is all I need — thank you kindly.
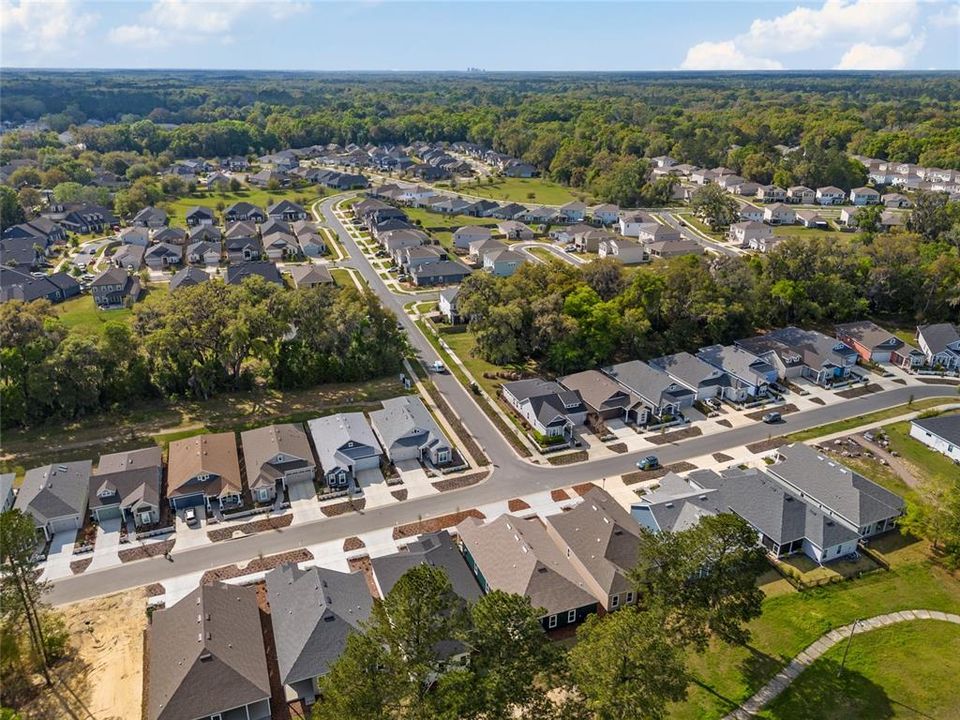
[909,416,960,463]
[850,187,881,206]
[816,186,846,205]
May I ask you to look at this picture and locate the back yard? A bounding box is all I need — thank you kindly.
[55,295,133,337]
[448,177,586,205]
[164,187,322,226]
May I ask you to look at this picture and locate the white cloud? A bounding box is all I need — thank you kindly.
[835,34,926,69]
[931,4,960,27]
[0,0,97,55]
[679,0,929,70]
[680,41,783,71]
[108,0,307,47]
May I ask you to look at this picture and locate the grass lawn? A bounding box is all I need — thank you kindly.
[670,540,960,720]
[784,397,957,442]
[55,295,132,336]
[405,207,494,230]
[525,246,564,263]
[772,224,847,241]
[677,212,726,240]
[884,414,960,486]
[759,621,960,719]
[452,177,586,205]
[330,267,365,289]
[164,187,321,227]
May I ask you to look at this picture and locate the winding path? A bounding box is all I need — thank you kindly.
[725,610,960,719]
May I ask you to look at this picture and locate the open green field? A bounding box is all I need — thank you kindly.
[164,187,321,226]
[404,207,494,249]
[760,621,960,719]
[884,413,960,486]
[451,177,585,205]
[669,536,960,720]
[525,246,563,263]
[784,397,957,442]
[772,224,846,241]
[54,295,133,336]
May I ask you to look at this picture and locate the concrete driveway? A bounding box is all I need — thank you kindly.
[41,529,78,581]
[88,517,123,571]
[172,512,212,553]
[289,480,325,524]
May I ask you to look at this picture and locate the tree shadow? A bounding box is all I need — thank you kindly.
[18,654,97,720]
[764,657,897,720]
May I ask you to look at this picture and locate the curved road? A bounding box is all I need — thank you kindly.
[44,193,960,605]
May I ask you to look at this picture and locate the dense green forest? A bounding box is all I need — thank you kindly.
[3,71,960,205]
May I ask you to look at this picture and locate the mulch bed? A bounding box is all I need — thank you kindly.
[712,452,734,463]
[622,461,697,485]
[745,403,799,420]
[547,450,588,465]
[607,442,628,454]
[551,489,570,502]
[432,471,487,492]
[715,419,732,427]
[835,383,883,399]
[393,509,485,539]
[69,558,92,575]
[347,555,379,598]
[343,536,365,552]
[145,583,165,597]
[200,549,313,584]
[119,538,175,563]
[918,377,960,385]
[207,514,293,542]
[808,397,826,405]
[321,498,367,517]
[646,426,703,445]
[572,482,596,496]
[746,437,787,454]
[420,380,492,465]
[508,498,531,512]
[391,489,408,501]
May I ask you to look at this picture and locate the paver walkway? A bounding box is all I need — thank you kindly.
[725,610,960,719]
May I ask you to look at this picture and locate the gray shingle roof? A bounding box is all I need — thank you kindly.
[372,531,481,602]
[90,447,162,512]
[918,323,960,355]
[368,396,450,456]
[559,369,638,413]
[265,564,372,684]
[649,352,724,390]
[307,412,381,476]
[911,414,960,447]
[602,360,691,407]
[698,344,776,387]
[15,461,92,525]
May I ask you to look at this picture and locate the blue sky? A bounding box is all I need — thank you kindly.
[1,0,958,71]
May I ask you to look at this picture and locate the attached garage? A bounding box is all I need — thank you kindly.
[49,514,82,534]
[92,505,123,522]
[170,493,207,510]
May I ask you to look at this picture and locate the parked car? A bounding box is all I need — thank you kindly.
[706,398,722,410]
[636,455,660,470]
[184,508,199,527]
[762,412,782,424]
[431,360,446,373]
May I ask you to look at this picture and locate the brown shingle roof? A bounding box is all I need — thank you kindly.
[167,432,241,500]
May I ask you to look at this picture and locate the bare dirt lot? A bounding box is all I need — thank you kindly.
[19,589,147,720]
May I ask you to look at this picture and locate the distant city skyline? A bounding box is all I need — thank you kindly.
[1,0,958,72]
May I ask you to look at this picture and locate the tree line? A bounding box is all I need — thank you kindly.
[0,278,408,429]
[456,220,960,375]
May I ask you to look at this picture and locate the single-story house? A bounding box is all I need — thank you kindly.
[267,200,308,222]
[151,227,188,246]
[227,261,283,286]
[497,221,534,240]
[697,344,777,401]
[132,206,169,228]
[118,226,150,246]
[737,327,858,386]
[559,369,642,422]
[308,412,382,487]
[501,379,587,438]
[14,461,92,540]
[186,240,221,266]
[144,243,183,269]
[224,202,267,224]
[88,447,162,527]
[795,209,829,229]
[185,206,217,227]
[649,351,726,401]
[240,423,317,503]
[835,320,908,364]
[166,432,243,510]
[409,260,471,287]
[288,264,333,288]
[909,415,960,463]
[602,360,693,422]
[169,266,209,291]
[112,244,146,271]
[369,395,453,466]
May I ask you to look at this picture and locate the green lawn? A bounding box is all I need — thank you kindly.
[670,544,960,720]
[760,621,960,719]
[677,212,726,240]
[451,177,585,205]
[525,246,564,263]
[784,397,957,442]
[772,224,846,241]
[404,207,494,230]
[884,414,960,486]
[164,187,321,226]
[330,267,367,289]
[54,295,132,336]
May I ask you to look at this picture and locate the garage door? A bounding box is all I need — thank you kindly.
[94,505,123,522]
[171,493,206,510]
[354,455,381,472]
[49,515,80,534]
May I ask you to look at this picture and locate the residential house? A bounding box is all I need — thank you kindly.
[839,208,861,228]
[452,225,492,249]
[145,243,183,269]
[737,327,858,386]
[132,206,168,228]
[147,582,271,720]
[55,203,116,234]
[166,432,243,510]
[591,204,620,225]
[88,448,162,527]
[835,321,916,365]
[112,244,145,272]
[617,211,653,237]
[409,260,471,287]
[491,203,526,220]
[296,231,326,258]
[598,239,648,265]
[756,185,787,203]
[786,186,815,204]
[169,266,209,291]
[457,514,598,631]
[636,223,681,244]
[288,264,333,288]
[879,211,905,232]
[240,423,316,503]
[463,199,500,217]
[747,235,783,253]
[763,203,796,225]
[697,344,777,401]
[521,206,559,225]
[649,352,726,401]
[795,209,829,229]
[151,227,188,246]
[2,217,66,247]
[559,201,587,223]
[227,261,283,286]
[882,193,911,208]
[733,182,762,197]
[262,232,300,261]
[816,186,846,205]
[559,369,642,422]
[397,245,446,273]
[90,266,141,308]
[247,168,288,188]
[369,395,453,466]
[188,225,222,244]
[574,229,616,253]
[267,200,308,222]
[496,220,534,240]
[916,323,960,369]
[118,226,150,246]
[308,412,383,487]
[14,461,92,540]
[850,187,881,205]
[738,204,764,222]
[380,229,427,255]
[502,161,537,178]
[226,235,262,263]
[544,486,642,611]
[550,223,593,244]
[909,415,960,463]
[0,473,14,512]
[265,565,373,702]
[717,174,746,191]
[501,379,587,438]
[185,206,216,227]
[438,287,460,323]
[0,268,80,304]
[186,241,221,266]
[646,239,703,259]
[483,247,525,277]
[602,360,693,423]
[224,202,267,224]
[728,220,772,247]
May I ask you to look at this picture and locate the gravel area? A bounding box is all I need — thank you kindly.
[321,498,367,517]
[343,536,365,552]
[508,498,531,512]
[835,383,883,399]
[70,558,92,575]
[200,549,313,584]
[547,450,588,465]
[207,514,293,542]
[432,471,486,492]
[607,442,628,454]
[393,509,485,539]
[622,461,697,485]
[712,452,734,463]
[119,538,175,563]
[808,396,826,405]
[551,489,570,502]
[716,419,733,427]
[647,426,703,445]
[391,489,408,501]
